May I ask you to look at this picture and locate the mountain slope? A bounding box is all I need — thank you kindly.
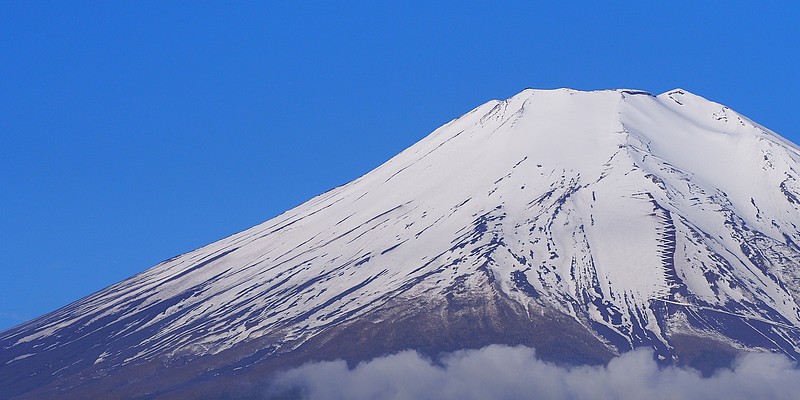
[3,88,800,399]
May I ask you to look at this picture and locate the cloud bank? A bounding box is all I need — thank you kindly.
[268,345,800,400]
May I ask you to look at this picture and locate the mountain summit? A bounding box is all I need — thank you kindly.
[3,88,800,399]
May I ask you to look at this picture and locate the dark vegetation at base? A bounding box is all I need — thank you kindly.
[10,285,615,400]
[5,284,774,400]
[668,334,741,376]
[162,291,618,400]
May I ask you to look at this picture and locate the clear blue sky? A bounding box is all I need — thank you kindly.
[1,2,798,330]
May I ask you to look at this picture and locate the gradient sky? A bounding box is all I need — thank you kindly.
[1,2,799,330]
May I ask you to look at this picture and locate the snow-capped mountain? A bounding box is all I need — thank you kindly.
[3,88,800,399]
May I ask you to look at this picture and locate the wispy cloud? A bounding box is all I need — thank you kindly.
[268,345,800,400]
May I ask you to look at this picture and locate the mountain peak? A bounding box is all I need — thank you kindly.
[4,88,800,399]
[511,87,651,100]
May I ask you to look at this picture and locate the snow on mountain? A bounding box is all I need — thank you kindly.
[3,88,800,399]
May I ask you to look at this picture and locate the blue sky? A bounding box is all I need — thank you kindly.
[1,2,799,330]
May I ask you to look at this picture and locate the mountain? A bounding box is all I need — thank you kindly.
[3,88,800,399]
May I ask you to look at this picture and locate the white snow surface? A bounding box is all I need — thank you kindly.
[6,88,800,365]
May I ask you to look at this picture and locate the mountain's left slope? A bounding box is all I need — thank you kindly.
[3,88,800,399]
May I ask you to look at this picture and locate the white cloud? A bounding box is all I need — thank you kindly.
[267,345,800,400]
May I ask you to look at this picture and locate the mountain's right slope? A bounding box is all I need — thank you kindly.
[558,89,800,364]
